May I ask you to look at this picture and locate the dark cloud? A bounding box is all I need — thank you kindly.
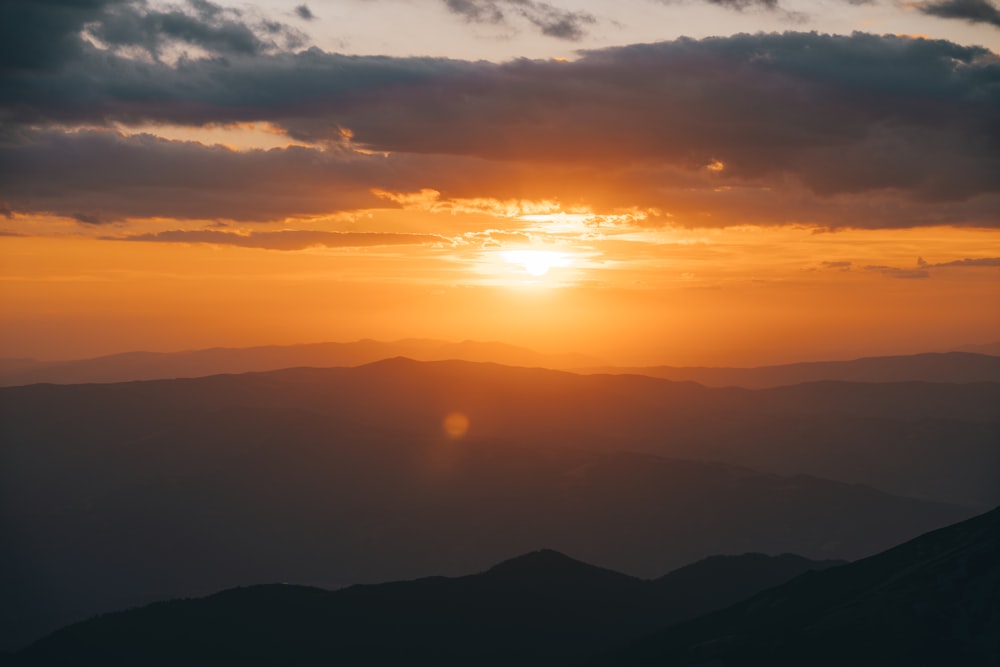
[0,0,124,71]
[107,228,448,250]
[442,0,595,39]
[71,212,107,225]
[0,128,512,222]
[925,256,1000,268]
[864,264,931,279]
[84,0,308,59]
[917,0,1000,27]
[0,201,13,219]
[821,260,853,269]
[294,4,316,21]
[864,255,999,278]
[2,27,999,227]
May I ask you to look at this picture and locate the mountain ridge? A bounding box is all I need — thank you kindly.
[11,550,846,666]
[2,341,998,388]
[594,504,1000,665]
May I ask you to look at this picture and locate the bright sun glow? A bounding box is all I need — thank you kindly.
[502,250,570,277]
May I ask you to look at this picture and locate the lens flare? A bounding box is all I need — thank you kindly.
[442,411,470,439]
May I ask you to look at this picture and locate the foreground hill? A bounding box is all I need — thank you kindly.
[597,504,1000,666]
[11,551,843,666]
[4,358,996,508]
[12,507,997,666]
[584,351,1000,388]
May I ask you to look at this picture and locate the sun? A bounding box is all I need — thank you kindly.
[502,250,570,277]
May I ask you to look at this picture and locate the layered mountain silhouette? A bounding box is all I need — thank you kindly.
[10,507,997,666]
[596,504,1000,666]
[1,359,994,651]
[2,341,998,389]
[584,351,1000,388]
[10,551,843,666]
[0,339,599,387]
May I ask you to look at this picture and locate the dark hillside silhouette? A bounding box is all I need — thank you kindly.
[1,359,991,650]
[13,551,842,666]
[597,505,1000,665]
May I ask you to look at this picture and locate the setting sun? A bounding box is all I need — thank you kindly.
[502,250,571,277]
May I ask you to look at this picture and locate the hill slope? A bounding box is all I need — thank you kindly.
[1,360,990,650]
[12,551,842,667]
[599,505,1000,666]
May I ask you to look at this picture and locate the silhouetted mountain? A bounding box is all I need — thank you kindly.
[597,505,1000,666]
[649,553,846,622]
[583,351,1000,388]
[0,339,599,386]
[0,360,990,650]
[12,551,842,666]
[955,341,1000,356]
[4,358,994,507]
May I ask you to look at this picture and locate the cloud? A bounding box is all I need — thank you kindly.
[2,29,999,228]
[441,0,596,39]
[0,128,515,222]
[864,264,931,278]
[106,228,449,250]
[83,0,308,60]
[71,212,107,225]
[864,255,1000,278]
[0,0,306,72]
[294,4,315,21]
[925,256,1000,267]
[821,260,853,269]
[915,0,1000,27]
[704,0,780,9]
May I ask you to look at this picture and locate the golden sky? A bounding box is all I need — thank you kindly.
[1,0,998,365]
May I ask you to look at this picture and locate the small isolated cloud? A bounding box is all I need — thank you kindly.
[821,260,853,270]
[108,229,449,250]
[82,0,309,61]
[71,212,108,225]
[442,0,596,40]
[915,0,1000,27]
[864,264,930,279]
[294,4,316,21]
[863,256,1000,278]
[928,256,1000,268]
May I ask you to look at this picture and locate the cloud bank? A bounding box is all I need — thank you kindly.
[1,1,999,228]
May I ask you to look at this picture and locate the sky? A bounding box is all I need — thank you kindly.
[1,0,998,365]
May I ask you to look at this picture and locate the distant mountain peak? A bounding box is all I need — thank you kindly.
[485,549,632,582]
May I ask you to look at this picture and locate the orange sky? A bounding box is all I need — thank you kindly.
[2,3,999,366]
[2,212,997,365]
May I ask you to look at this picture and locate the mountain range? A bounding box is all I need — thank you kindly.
[2,358,993,650]
[0,339,599,387]
[1,340,997,388]
[5,506,996,666]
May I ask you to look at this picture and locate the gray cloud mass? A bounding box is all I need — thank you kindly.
[917,0,1000,27]
[1,1,999,228]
